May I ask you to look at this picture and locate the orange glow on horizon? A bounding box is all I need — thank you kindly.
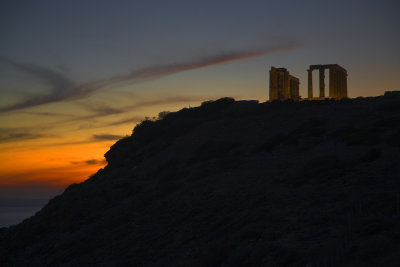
[0,141,112,188]
[0,94,207,192]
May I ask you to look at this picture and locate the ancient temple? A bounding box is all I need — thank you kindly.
[307,64,348,99]
[269,67,300,101]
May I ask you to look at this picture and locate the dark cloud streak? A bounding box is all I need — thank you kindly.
[0,131,47,143]
[0,56,74,90]
[0,42,299,113]
[71,159,106,166]
[0,56,94,112]
[92,134,124,141]
[104,116,142,127]
[97,42,299,88]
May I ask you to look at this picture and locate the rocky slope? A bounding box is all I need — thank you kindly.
[1,95,400,266]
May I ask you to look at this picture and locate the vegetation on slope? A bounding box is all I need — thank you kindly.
[1,95,400,266]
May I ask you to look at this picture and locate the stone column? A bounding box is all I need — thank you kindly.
[283,72,289,99]
[338,72,343,98]
[336,71,342,99]
[344,73,348,98]
[269,69,275,100]
[307,69,313,98]
[343,73,346,97]
[329,68,334,99]
[336,70,340,98]
[319,68,325,98]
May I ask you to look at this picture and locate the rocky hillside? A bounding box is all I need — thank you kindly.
[1,95,400,266]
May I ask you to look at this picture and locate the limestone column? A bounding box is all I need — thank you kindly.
[319,68,325,98]
[342,73,346,97]
[269,69,274,100]
[335,69,339,98]
[329,68,334,99]
[338,72,343,98]
[269,68,278,101]
[336,71,340,99]
[307,69,313,98]
[344,73,348,98]
[283,71,290,99]
[338,71,342,99]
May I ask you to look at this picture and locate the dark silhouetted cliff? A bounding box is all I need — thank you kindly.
[1,95,400,266]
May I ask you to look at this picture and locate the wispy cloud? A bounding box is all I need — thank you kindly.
[0,42,299,113]
[0,56,94,112]
[127,96,204,109]
[92,134,124,141]
[47,95,206,129]
[19,111,76,117]
[71,159,107,166]
[0,93,227,147]
[100,95,208,128]
[82,102,124,116]
[97,42,299,88]
[0,129,48,143]
[103,116,143,127]
[0,56,74,90]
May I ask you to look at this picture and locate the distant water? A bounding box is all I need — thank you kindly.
[0,198,48,227]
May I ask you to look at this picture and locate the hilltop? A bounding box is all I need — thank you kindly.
[1,95,400,266]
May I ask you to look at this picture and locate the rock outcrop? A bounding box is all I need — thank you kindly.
[1,96,400,266]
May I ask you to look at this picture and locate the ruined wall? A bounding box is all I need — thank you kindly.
[289,75,300,100]
[269,67,299,101]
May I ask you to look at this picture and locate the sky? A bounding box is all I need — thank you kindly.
[0,0,399,201]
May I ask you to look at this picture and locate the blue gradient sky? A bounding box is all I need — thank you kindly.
[0,0,399,200]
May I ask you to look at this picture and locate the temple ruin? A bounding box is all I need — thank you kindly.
[269,67,300,101]
[268,64,348,101]
[308,64,347,99]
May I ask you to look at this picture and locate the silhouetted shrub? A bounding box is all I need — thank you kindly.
[257,132,299,152]
[157,110,171,120]
[190,153,245,180]
[64,183,80,193]
[387,129,400,147]
[154,181,182,198]
[329,127,381,146]
[266,99,306,112]
[360,148,381,163]
[188,140,245,179]
[197,240,230,266]
[189,140,239,164]
[288,155,349,186]
[308,126,326,136]
[200,97,235,112]
[258,133,288,152]
[266,244,306,266]
[373,117,400,128]
[104,136,135,166]
[235,223,265,241]
[144,159,189,183]
[384,91,400,98]
[348,236,391,261]
[358,216,394,236]
[255,118,328,153]
[164,119,197,140]
[377,100,400,111]
[223,245,253,266]
[298,117,326,131]
[338,97,352,103]
[132,119,162,143]
[210,153,245,172]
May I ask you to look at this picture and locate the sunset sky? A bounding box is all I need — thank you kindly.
[1,0,399,199]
